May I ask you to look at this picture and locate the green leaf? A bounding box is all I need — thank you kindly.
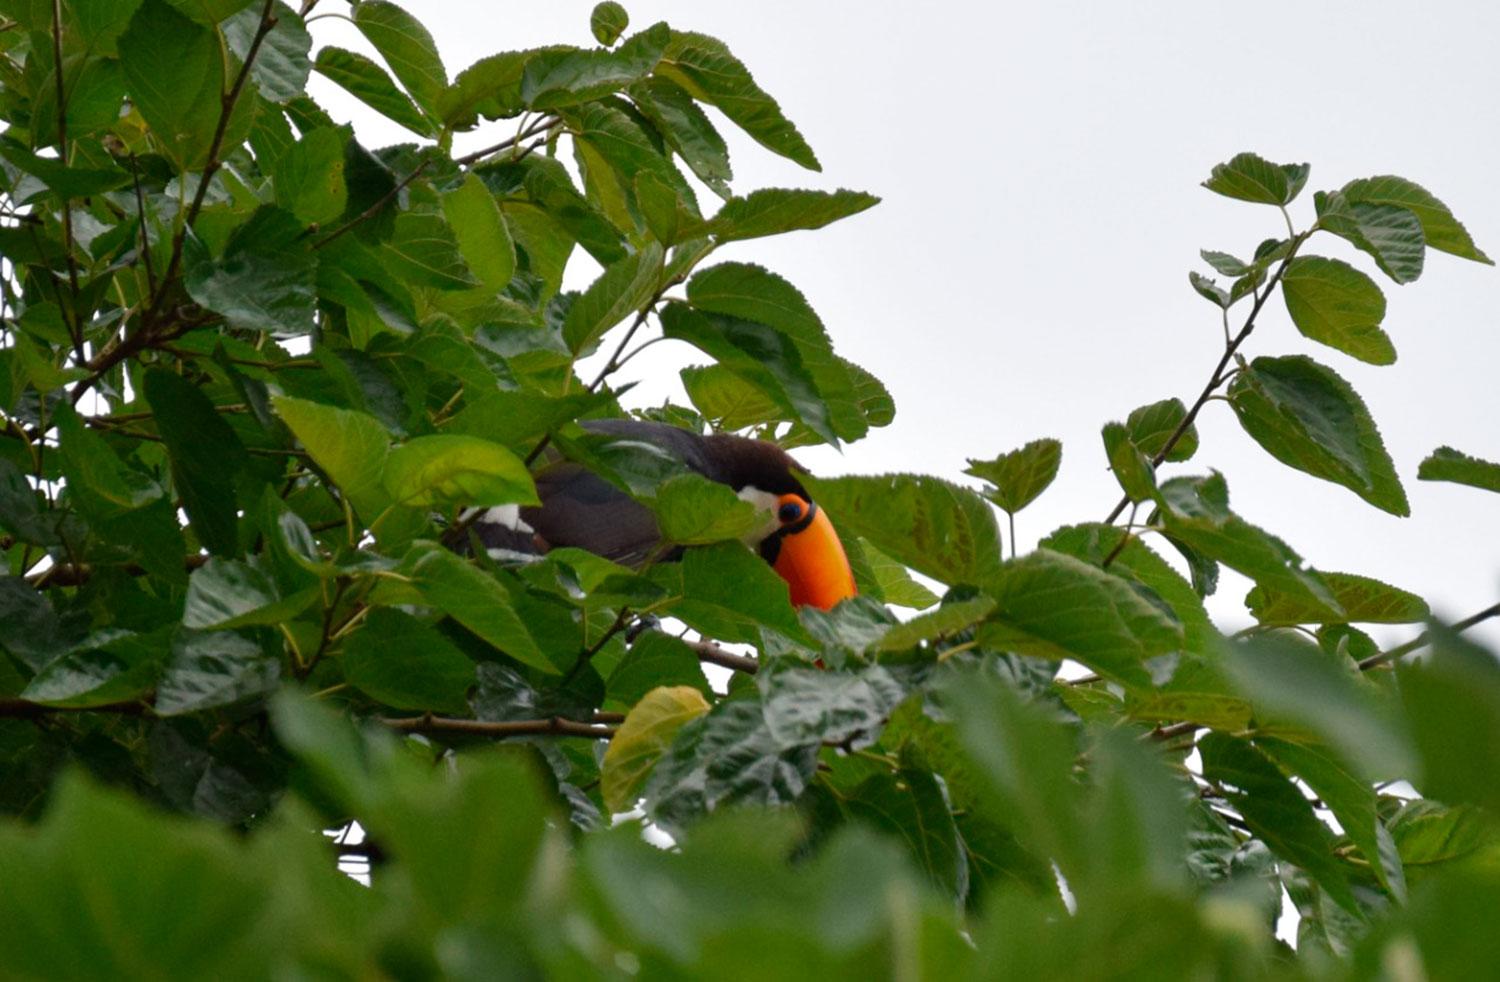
[607,632,711,707]
[143,368,247,558]
[602,684,710,813]
[978,550,1183,688]
[1157,473,1341,619]
[803,473,1004,587]
[1246,571,1429,625]
[154,629,280,715]
[964,439,1062,514]
[878,597,996,652]
[1199,733,1357,913]
[272,396,391,522]
[1200,249,1252,277]
[1228,355,1408,515]
[0,141,130,200]
[1041,523,1217,661]
[382,434,537,509]
[408,545,556,673]
[629,76,732,197]
[1388,800,1500,875]
[271,126,347,226]
[20,629,169,708]
[590,1,629,45]
[437,51,527,127]
[660,301,837,445]
[681,364,782,430]
[945,670,1082,875]
[562,243,664,354]
[1188,271,1229,308]
[835,763,968,899]
[54,403,162,520]
[1227,631,1414,781]
[381,209,480,291]
[1102,422,1156,503]
[352,0,446,113]
[643,699,819,834]
[1126,398,1198,462]
[521,23,667,110]
[1417,446,1500,494]
[1202,152,1309,206]
[1280,255,1395,365]
[698,188,879,243]
[182,557,315,630]
[163,0,255,23]
[223,1,311,104]
[0,773,287,978]
[650,473,761,545]
[687,262,871,440]
[658,30,820,171]
[342,607,475,714]
[441,173,515,290]
[1398,627,1500,815]
[655,541,808,646]
[1315,191,1425,284]
[1258,737,1406,901]
[70,0,145,55]
[1340,175,1492,264]
[185,208,317,335]
[313,47,432,136]
[859,539,939,609]
[760,666,905,746]
[118,0,236,170]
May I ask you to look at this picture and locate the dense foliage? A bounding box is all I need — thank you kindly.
[0,0,1498,977]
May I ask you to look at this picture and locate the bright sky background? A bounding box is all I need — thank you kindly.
[307,0,1500,650]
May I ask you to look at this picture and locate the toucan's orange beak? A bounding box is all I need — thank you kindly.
[765,496,857,610]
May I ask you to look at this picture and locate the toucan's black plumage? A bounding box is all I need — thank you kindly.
[452,419,857,609]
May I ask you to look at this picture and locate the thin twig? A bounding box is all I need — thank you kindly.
[129,153,157,296]
[454,115,557,166]
[1104,233,1308,524]
[312,160,429,250]
[1358,601,1500,671]
[380,714,617,739]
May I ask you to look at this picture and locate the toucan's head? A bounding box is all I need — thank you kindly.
[704,434,858,611]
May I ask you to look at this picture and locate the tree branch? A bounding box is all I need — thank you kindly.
[687,637,760,675]
[1358,601,1500,671]
[379,714,618,739]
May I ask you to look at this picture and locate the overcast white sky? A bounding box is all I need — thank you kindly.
[309,0,1500,649]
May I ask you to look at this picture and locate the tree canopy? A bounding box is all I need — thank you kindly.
[0,1,1498,978]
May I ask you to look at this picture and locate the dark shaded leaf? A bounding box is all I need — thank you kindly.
[1246,571,1428,625]
[964,439,1062,514]
[1202,152,1309,206]
[342,608,475,714]
[144,368,247,558]
[1127,398,1198,462]
[352,0,446,113]
[697,187,878,243]
[155,629,279,715]
[314,46,432,135]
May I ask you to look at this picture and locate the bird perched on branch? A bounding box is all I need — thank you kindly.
[450,419,857,610]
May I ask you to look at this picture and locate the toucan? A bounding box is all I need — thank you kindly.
[454,419,858,610]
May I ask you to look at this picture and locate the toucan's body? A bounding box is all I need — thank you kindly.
[455,419,857,610]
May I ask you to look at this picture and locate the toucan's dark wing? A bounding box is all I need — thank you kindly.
[520,460,665,567]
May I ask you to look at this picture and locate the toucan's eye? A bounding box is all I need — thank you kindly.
[778,500,804,523]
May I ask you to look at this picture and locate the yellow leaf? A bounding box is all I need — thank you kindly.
[601,685,710,813]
